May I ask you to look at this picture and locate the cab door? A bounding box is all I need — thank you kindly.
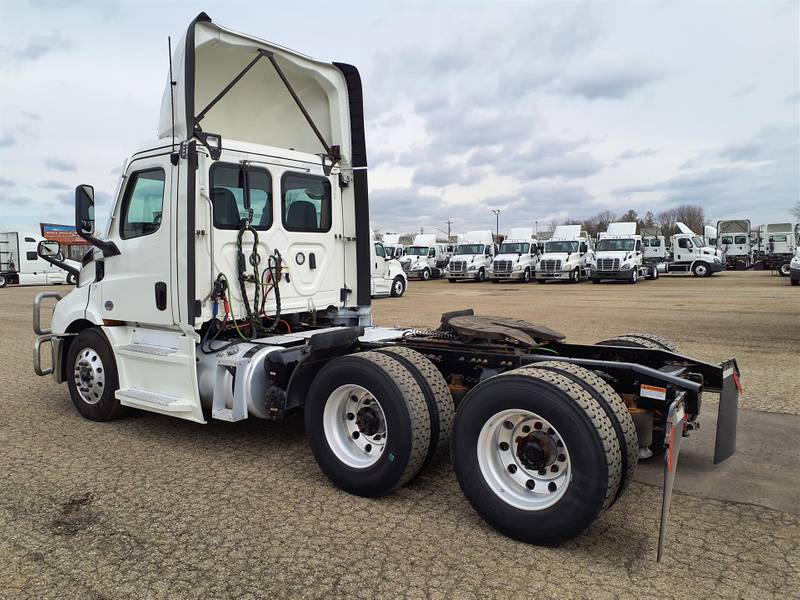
[97,155,176,325]
[372,241,390,295]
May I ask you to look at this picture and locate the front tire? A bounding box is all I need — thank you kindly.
[523,268,531,283]
[0,274,7,288]
[421,268,431,281]
[305,352,431,497]
[692,262,710,277]
[629,269,638,284]
[390,276,406,297]
[477,268,486,282]
[66,328,126,421]
[778,262,791,277]
[451,367,623,545]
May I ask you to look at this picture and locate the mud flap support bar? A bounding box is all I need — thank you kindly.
[657,396,686,563]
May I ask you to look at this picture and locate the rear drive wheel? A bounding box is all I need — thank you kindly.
[692,262,710,277]
[451,367,623,545]
[376,347,454,467]
[66,328,126,421]
[390,276,406,297]
[305,352,431,496]
[598,332,679,353]
[649,267,659,280]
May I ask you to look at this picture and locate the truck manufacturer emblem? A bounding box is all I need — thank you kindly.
[104,300,114,311]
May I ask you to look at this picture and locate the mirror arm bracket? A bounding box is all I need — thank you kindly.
[77,231,120,258]
[40,255,80,279]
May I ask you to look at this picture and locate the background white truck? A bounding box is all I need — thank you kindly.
[488,227,539,283]
[591,222,657,283]
[0,232,79,288]
[535,225,594,283]
[381,232,405,259]
[717,220,753,269]
[371,236,407,297]
[754,223,797,276]
[400,233,448,280]
[644,223,723,277]
[445,230,496,282]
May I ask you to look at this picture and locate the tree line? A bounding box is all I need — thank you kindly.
[562,204,707,238]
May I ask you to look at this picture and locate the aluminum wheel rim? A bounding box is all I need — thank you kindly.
[780,263,791,276]
[696,264,707,276]
[73,347,105,405]
[393,279,404,295]
[477,409,571,510]
[323,384,387,469]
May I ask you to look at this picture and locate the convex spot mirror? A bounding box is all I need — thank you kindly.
[37,240,61,258]
[75,184,95,236]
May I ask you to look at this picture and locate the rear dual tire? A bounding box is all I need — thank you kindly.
[306,349,453,497]
[451,363,635,545]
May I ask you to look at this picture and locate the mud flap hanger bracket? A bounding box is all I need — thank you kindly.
[192,48,340,172]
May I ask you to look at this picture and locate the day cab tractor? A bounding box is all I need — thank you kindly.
[32,13,740,561]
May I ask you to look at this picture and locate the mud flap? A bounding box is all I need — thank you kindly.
[714,367,740,464]
[657,398,686,563]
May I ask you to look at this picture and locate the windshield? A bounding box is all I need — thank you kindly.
[456,244,485,255]
[405,246,429,256]
[544,241,578,253]
[770,235,788,242]
[692,237,705,247]
[734,235,748,244]
[597,239,635,252]
[499,242,530,254]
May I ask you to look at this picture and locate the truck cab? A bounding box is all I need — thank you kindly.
[444,230,495,282]
[371,236,407,297]
[534,225,593,283]
[717,220,753,269]
[664,230,723,277]
[399,233,447,280]
[488,227,539,283]
[591,223,656,283]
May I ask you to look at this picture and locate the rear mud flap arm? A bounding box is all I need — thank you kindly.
[657,397,686,563]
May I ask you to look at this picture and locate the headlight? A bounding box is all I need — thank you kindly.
[621,262,631,269]
[411,264,421,270]
[513,263,523,271]
[468,265,477,271]
[713,257,721,263]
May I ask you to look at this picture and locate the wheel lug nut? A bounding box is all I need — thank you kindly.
[548,482,557,492]
[373,434,381,441]
[525,479,535,490]
[534,422,542,430]
[556,440,563,447]
[521,425,530,433]
[365,444,372,452]
[499,442,509,451]
[538,468,547,475]
[347,412,355,420]
[350,395,358,402]
[507,464,517,474]
[550,465,559,473]
[352,431,360,439]
[558,453,566,462]
[503,420,514,430]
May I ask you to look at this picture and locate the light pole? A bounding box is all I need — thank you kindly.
[492,209,501,243]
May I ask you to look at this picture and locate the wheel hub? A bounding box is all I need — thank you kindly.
[72,347,105,405]
[356,406,381,436]
[516,432,558,471]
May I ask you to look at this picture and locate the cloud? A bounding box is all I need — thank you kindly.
[729,83,756,98]
[785,91,799,104]
[5,32,71,63]
[38,180,71,190]
[0,131,17,148]
[9,196,31,206]
[557,63,665,100]
[0,177,14,187]
[616,148,660,160]
[44,157,78,172]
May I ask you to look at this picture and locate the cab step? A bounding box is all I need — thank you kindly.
[116,388,194,413]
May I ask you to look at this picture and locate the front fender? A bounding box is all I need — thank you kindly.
[51,283,99,335]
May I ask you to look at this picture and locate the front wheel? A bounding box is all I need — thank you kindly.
[570,269,580,283]
[477,268,486,282]
[629,269,638,284]
[0,274,7,288]
[421,268,431,281]
[448,278,456,283]
[66,328,126,421]
[778,262,791,277]
[692,262,710,277]
[523,268,531,283]
[390,276,406,297]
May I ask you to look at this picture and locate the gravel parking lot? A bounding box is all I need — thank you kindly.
[2,271,798,599]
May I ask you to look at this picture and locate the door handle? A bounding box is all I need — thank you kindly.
[155,282,167,311]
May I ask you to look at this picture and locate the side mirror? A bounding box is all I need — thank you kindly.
[37,240,61,258]
[76,184,95,236]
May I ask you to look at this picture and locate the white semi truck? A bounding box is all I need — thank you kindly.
[488,227,539,283]
[31,13,742,559]
[0,231,80,288]
[381,233,405,260]
[755,223,797,277]
[444,230,495,282]
[534,225,594,283]
[591,222,657,284]
[371,235,407,298]
[717,220,753,269]
[790,247,800,286]
[641,223,723,277]
[400,233,448,280]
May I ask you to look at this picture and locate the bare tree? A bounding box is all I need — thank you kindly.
[620,209,638,223]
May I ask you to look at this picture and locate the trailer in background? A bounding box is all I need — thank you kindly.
[0,232,79,288]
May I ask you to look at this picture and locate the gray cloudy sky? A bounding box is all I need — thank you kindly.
[1,0,798,236]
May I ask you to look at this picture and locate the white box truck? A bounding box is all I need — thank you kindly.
[534,225,594,283]
[31,13,742,560]
[488,227,539,282]
[717,220,753,269]
[591,222,658,284]
[399,233,447,280]
[0,231,79,288]
[444,230,496,282]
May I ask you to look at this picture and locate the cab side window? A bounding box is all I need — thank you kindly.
[374,242,385,258]
[282,173,332,232]
[678,238,690,249]
[121,169,166,239]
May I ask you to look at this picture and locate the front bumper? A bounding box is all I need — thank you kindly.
[488,271,525,280]
[446,271,479,280]
[535,270,571,280]
[591,268,634,281]
[710,262,724,274]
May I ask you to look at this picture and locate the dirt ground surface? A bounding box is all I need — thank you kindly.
[1,272,798,599]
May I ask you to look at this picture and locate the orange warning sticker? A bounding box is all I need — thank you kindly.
[640,384,667,401]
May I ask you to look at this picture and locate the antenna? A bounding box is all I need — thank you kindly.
[168,36,176,157]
